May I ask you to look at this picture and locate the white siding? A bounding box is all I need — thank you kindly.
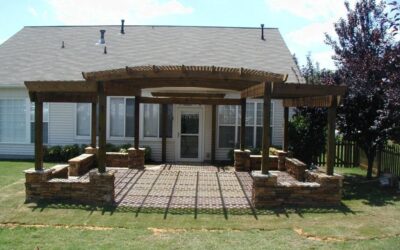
[0,88,285,161]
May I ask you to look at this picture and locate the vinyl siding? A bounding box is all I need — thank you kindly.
[0,88,285,161]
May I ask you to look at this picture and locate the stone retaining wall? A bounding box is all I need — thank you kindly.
[252,170,343,208]
[235,150,287,172]
[85,147,145,169]
[24,168,115,206]
[285,158,307,181]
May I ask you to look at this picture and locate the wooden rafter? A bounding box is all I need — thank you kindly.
[82,65,287,84]
[151,92,225,98]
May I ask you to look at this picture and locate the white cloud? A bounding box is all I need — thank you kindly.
[47,0,193,25]
[265,0,357,21]
[287,20,335,47]
[313,51,335,69]
[28,6,39,17]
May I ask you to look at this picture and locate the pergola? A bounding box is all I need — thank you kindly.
[25,65,346,176]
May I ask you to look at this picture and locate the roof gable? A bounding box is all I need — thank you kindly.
[0,25,303,86]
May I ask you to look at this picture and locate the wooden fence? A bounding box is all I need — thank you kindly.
[317,140,359,167]
[379,143,400,176]
[318,140,400,176]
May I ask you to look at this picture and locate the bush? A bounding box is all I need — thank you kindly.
[288,111,326,166]
[143,146,152,162]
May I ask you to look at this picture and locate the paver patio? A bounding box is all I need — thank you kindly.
[113,164,254,209]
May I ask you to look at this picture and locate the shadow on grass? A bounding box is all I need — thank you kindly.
[28,200,354,219]
[342,173,400,206]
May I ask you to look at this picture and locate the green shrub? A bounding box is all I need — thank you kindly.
[143,146,152,162]
[61,144,81,162]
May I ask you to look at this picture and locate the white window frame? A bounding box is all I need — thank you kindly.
[0,98,30,144]
[141,103,174,141]
[107,96,135,141]
[74,103,92,139]
[217,100,274,149]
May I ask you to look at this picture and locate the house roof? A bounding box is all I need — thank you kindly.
[0,25,303,87]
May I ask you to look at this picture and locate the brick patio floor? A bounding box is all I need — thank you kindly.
[111,164,254,210]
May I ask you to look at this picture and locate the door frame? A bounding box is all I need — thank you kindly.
[175,105,204,162]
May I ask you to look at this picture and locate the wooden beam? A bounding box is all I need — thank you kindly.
[161,104,167,163]
[34,101,43,171]
[211,105,217,164]
[109,78,255,91]
[25,81,97,93]
[261,82,272,174]
[272,83,347,99]
[31,92,97,103]
[240,98,246,151]
[241,83,347,99]
[140,97,241,105]
[283,96,334,107]
[98,82,106,173]
[151,92,225,99]
[240,82,265,99]
[103,82,141,96]
[91,102,97,148]
[134,96,140,149]
[326,96,337,176]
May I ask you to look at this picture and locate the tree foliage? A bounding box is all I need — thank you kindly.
[288,55,338,166]
[325,0,400,178]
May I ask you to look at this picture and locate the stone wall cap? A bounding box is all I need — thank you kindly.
[251,170,278,179]
[234,149,251,153]
[128,147,146,151]
[89,169,116,176]
[24,168,53,174]
[305,170,343,179]
[85,146,99,150]
[68,153,94,163]
[250,155,262,158]
[106,152,128,156]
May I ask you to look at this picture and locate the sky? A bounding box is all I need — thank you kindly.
[0,0,362,69]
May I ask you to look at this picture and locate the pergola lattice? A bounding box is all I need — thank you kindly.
[25,65,346,175]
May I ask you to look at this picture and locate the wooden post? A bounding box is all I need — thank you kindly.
[283,107,289,152]
[211,105,217,164]
[261,82,272,175]
[34,100,43,171]
[161,104,167,163]
[376,149,382,177]
[98,82,106,173]
[91,102,97,148]
[326,96,337,176]
[240,98,246,151]
[134,96,140,149]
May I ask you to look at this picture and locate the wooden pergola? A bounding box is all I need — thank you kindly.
[25,65,346,176]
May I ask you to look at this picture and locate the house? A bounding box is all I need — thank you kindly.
[0,24,303,162]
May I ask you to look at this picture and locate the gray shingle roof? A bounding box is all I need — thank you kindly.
[0,25,303,87]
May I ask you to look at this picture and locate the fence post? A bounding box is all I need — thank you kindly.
[376,148,382,177]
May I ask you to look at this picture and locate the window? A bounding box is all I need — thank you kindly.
[0,99,27,143]
[76,103,90,137]
[218,101,273,149]
[218,105,237,148]
[143,104,173,138]
[30,102,49,143]
[109,97,135,138]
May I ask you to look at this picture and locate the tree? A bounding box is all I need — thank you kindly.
[288,54,338,166]
[326,0,400,178]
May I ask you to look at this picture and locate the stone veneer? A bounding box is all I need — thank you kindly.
[235,150,287,172]
[24,168,115,206]
[252,170,343,208]
[85,147,145,169]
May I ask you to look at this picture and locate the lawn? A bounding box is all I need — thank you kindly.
[0,161,399,249]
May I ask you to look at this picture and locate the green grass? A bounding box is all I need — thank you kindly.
[0,162,400,249]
